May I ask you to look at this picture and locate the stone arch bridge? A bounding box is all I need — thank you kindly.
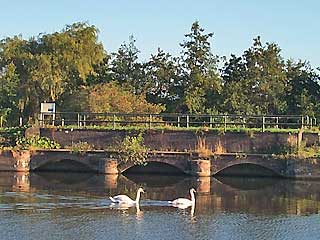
[3,150,317,178]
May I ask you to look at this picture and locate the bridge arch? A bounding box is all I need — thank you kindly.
[30,153,98,173]
[118,159,188,175]
[213,162,283,177]
[33,159,97,173]
[123,162,186,175]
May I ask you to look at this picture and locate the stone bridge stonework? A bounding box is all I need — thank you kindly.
[118,152,192,174]
[29,150,115,174]
[0,150,320,178]
[210,154,287,176]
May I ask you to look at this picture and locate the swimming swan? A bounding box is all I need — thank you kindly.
[109,187,145,205]
[169,188,196,208]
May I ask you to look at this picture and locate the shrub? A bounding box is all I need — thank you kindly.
[0,127,26,147]
[88,82,165,114]
[214,140,226,154]
[195,136,213,158]
[16,136,60,150]
[115,133,149,166]
[69,141,93,154]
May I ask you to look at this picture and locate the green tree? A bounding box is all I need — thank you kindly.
[222,37,287,115]
[285,60,320,117]
[179,21,221,113]
[86,55,112,86]
[0,22,105,121]
[145,48,181,111]
[0,63,20,124]
[110,35,147,95]
[87,82,164,114]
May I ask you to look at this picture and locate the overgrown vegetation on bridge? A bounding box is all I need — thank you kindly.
[110,133,149,166]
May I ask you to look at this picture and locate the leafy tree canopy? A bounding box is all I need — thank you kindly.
[0,22,105,119]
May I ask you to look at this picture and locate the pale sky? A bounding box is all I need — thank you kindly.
[1,0,319,67]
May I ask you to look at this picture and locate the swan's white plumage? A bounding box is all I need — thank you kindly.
[109,187,144,205]
[110,195,135,204]
[169,188,196,208]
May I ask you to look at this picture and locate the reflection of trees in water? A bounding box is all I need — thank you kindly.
[203,177,320,216]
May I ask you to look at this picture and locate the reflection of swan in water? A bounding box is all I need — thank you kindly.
[190,203,195,217]
[109,187,145,205]
[135,204,144,221]
[169,188,196,209]
[109,202,144,220]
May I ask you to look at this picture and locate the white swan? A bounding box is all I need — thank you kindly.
[169,188,196,209]
[169,188,196,208]
[109,187,145,205]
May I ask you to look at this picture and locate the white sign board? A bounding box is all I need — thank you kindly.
[41,102,56,113]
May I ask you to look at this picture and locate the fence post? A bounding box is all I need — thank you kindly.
[262,116,265,132]
[52,113,55,126]
[301,116,304,129]
[40,113,44,126]
[113,114,116,130]
[0,116,3,128]
[210,116,213,128]
[186,115,189,128]
[83,115,86,127]
[19,117,23,127]
[306,115,309,128]
[62,118,65,127]
[275,117,279,129]
[149,114,152,129]
[224,115,227,132]
[77,113,80,127]
[177,116,180,128]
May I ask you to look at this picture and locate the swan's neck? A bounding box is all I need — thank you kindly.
[190,191,195,205]
[135,190,141,203]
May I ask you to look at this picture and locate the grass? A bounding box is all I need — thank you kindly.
[195,137,212,157]
[45,124,320,134]
[194,137,226,158]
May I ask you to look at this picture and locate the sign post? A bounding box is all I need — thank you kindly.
[40,102,56,126]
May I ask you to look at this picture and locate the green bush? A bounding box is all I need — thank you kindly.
[69,141,93,153]
[0,127,26,147]
[115,133,149,166]
[16,136,60,150]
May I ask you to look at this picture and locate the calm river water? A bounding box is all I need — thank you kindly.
[0,171,319,240]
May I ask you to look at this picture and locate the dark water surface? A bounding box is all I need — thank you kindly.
[0,171,319,240]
